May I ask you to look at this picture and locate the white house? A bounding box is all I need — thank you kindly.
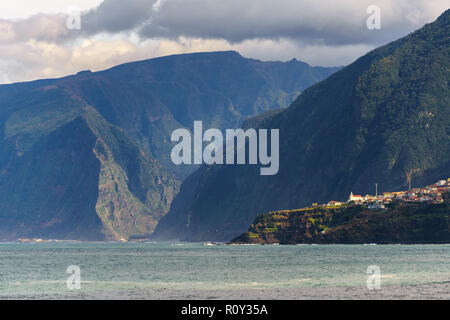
[348,192,364,203]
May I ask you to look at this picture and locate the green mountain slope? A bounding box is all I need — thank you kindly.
[0,51,338,241]
[0,51,339,179]
[0,100,179,241]
[153,10,450,242]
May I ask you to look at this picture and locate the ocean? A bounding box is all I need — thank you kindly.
[0,242,448,299]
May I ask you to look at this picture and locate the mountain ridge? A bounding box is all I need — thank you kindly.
[153,9,450,242]
[0,50,340,178]
[0,51,340,241]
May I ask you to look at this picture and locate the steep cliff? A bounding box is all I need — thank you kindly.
[153,10,450,242]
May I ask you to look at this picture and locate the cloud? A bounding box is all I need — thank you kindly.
[0,0,102,20]
[0,0,448,83]
[137,0,448,46]
[2,0,448,46]
[0,38,152,83]
[82,0,155,35]
[13,14,70,43]
[0,36,376,85]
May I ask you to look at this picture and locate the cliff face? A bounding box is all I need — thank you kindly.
[0,51,338,241]
[153,10,450,242]
[231,202,450,245]
[0,104,180,241]
[7,51,337,179]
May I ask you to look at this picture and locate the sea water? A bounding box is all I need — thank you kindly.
[0,243,448,299]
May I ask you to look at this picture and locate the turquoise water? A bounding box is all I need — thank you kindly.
[0,243,449,299]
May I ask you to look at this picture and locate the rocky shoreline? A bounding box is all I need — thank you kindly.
[231,202,450,245]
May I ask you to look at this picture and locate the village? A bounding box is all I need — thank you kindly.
[323,178,450,210]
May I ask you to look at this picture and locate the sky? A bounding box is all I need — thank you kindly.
[0,0,448,84]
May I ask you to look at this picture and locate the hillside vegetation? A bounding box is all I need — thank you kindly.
[0,52,338,241]
[231,200,450,244]
[154,10,450,242]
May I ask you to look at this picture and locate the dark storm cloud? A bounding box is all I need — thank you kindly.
[1,0,447,47]
[82,0,155,35]
[135,0,444,46]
